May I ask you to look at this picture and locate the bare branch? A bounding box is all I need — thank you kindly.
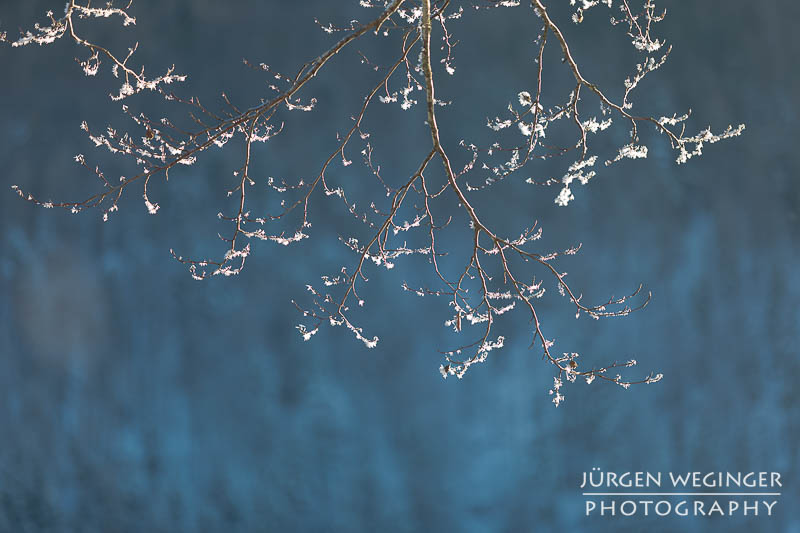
[4,0,745,406]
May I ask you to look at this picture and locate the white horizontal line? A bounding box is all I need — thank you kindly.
[582,493,781,497]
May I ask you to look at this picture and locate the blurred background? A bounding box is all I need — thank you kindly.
[0,1,798,531]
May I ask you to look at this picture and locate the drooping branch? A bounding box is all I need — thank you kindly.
[4,0,745,406]
[419,0,656,393]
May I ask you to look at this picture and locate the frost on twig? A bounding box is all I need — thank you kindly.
[2,1,185,100]
[5,0,743,406]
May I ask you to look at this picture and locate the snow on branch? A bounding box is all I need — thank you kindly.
[4,0,743,405]
[3,1,185,100]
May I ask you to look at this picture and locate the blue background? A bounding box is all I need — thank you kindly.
[0,1,798,531]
